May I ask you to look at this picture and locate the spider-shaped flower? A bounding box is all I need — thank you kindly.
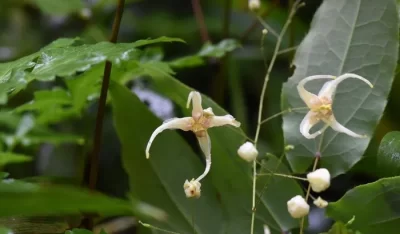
[297,73,373,139]
[146,91,241,196]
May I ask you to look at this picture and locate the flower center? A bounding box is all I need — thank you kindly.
[309,97,332,121]
[191,114,212,136]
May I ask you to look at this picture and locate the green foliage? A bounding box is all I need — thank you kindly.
[321,220,361,234]
[31,0,84,15]
[0,227,11,234]
[376,131,400,177]
[65,228,107,234]
[169,39,241,68]
[326,176,400,234]
[281,0,399,177]
[0,152,32,167]
[0,179,165,221]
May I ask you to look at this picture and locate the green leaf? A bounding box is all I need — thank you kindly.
[110,82,225,234]
[321,221,362,234]
[31,0,84,15]
[135,66,303,232]
[169,39,240,68]
[130,37,185,48]
[0,152,32,167]
[0,227,12,234]
[376,131,400,177]
[0,180,165,221]
[326,177,400,234]
[281,0,399,176]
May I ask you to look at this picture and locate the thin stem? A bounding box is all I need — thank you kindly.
[191,0,210,42]
[240,0,278,43]
[277,46,299,55]
[250,2,304,234]
[260,107,308,125]
[300,136,323,234]
[257,16,279,38]
[88,0,125,192]
[139,221,181,234]
[257,173,307,181]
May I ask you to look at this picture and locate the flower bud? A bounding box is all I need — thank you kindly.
[307,168,331,192]
[183,179,201,198]
[313,196,328,208]
[287,195,309,218]
[284,144,295,151]
[248,0,260,11]
[237,142,258,162]
[263,225,270,234]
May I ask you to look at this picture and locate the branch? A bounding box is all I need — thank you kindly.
[88,0,125,195]
[191,0,210,42]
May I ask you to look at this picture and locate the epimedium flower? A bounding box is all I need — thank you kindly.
[146,91,241,196]
[297,73,373,139]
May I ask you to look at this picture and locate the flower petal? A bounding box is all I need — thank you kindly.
[146,117,192,159]
[297,75,336,108]
[326,115,366,138]
[196,132,211,181]
[209,115,241,128]
[318,73,373,99]
[300,111,328,139]
[187,91,203,120]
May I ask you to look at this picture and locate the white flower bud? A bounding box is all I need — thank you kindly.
[237,142,258,162]
[183,179,201,198]
[263,225,270,234]
[248,0,260,11]
[262,29,268,35]
[287,195,310,218]
[307,168,331,193]
[313,196,328,208]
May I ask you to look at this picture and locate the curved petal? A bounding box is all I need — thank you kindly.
[297,75,336,107]
[209,115,241,128]
[196,132,211,182]
[186,91,203,120]
[300,111,327,139]
[326,115,366,138]
[146,117,192,158]
[318,73,373,99]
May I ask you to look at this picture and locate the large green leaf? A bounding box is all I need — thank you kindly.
[0,179,165,221]
[134,64,304,233]
[376,131,400,177]
[110,82,225,234]
[281,0,399,176]
[326,177,400,234]
[0,152,32,167]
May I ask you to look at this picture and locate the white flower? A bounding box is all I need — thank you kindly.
[263,225,270,234]
[313,196,328,208]
[297,73,373,139]
[287,195,310,218]
[183,179,201,198]
[249,0,260,11]
[146,91,241,183]
[237,142,258,162]
[307,168,331,193]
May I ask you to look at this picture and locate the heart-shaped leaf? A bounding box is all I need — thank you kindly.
[282,0,399,177]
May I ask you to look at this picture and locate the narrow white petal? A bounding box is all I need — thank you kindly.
[146,117,192,159]
[187,91,203,119]
[327,115,366,138]
[318,73,373,99]
[297,75,335,107]
[196,132,211,182]
[209,115,241,128]
[300,111,327,139]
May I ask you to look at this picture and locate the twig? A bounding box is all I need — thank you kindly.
[85,2,125,228]
[260,107,307,125]
[257,16,279,38]
[277,46,299,55]
[191,0,210,42]
[250,1,304,234]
